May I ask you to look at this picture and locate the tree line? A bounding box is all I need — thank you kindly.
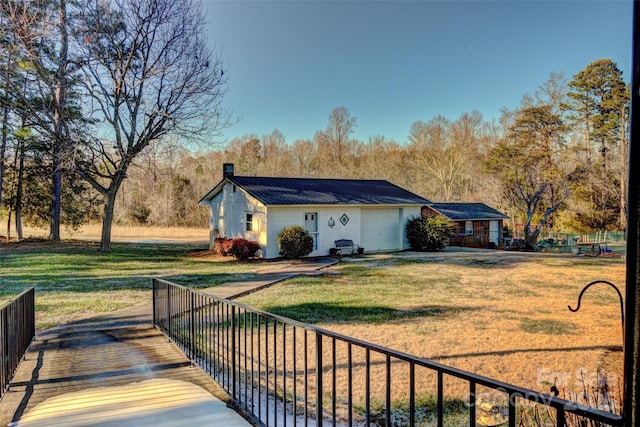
[120,58,628,249]
[0,0,629,250]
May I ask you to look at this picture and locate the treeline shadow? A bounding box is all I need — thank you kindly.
[261,302,475,324]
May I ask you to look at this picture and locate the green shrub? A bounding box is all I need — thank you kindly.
[405,215,452,251]
[278,225,314,259]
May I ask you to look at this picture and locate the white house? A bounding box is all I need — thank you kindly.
[199,164,432,259]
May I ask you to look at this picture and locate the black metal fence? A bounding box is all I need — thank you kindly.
[1,288,35,399]
[152,278,623,427]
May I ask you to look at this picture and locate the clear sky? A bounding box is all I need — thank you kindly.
[201,0,633,145]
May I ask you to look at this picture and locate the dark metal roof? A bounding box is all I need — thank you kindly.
[201,176,431,206]
[429,203,509,220]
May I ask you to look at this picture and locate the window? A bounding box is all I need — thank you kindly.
[246,213,253,231]
[465,221,473,235]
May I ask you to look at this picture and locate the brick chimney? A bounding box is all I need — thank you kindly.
[223,163,234,178]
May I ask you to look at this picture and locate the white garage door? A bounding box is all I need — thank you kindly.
[361,208,401,251]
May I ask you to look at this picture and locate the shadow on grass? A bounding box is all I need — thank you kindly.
[346,250,624,272]
[261,303,474,324]
[159,273,257,288]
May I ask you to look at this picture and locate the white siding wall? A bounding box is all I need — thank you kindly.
[207,183,267,253]
[265,207,363,259]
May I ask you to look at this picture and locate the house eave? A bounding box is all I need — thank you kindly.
[267,203,426,208]
[426,205,508,222]
[198,178,228,204]
[449,217,509,221]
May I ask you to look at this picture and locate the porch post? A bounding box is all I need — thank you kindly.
[624,3,640,425]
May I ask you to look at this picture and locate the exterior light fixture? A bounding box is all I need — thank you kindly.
[328,217,335,228]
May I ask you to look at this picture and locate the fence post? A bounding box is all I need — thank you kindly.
[316,332,323,427]
[152,279,157,327]
[28,289,34,342]
[231,305,237,401]
[190,291,196,361]
[167,284,172,337]
[1,308,7,394]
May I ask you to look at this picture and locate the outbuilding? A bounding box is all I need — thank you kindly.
[199,164,432,258]
[422,203,509,248]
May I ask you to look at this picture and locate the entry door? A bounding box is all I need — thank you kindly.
[489,220,500,244]
[305,212,318,251]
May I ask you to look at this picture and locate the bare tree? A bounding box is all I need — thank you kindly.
[290,139,317,176]
[73,0,230,251]
[409,115,477,201]
[324,106,356,172]
[261,130,289,176]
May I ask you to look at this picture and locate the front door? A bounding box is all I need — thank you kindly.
[305,212,318,252]
[489,220,500,244]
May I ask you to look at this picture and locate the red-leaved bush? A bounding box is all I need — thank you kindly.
[214,238,260,260]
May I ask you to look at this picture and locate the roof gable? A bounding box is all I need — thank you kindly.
[200,176,431,206]
[429,203,508,220]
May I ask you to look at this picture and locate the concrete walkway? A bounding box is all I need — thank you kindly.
[0,257,337,426]
[202,257,338,299]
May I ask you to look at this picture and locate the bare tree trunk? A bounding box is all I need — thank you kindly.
[50,145,62,240]
[620,109,628,230]
[100,189,117,252]
[585,113,591,164]
[0,59,9,209]
[15,143,24,240]
[5,205,10,242]
[50,0,68,241]
[0,101,7,210]
[5,140,19,242]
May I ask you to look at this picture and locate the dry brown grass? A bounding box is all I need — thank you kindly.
[12,224,209,243]
[332,254,625,400]
[242,250,626,405]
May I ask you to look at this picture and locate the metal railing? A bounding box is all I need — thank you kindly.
[152,278,623,426]
[1,288,35,399]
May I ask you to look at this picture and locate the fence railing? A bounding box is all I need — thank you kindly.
[1,288,35,400]
[152,278,624,427]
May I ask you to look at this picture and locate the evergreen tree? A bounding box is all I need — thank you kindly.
[564,59,629,230]
[484,105,581,248]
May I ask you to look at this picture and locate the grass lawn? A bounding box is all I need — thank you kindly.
[0,239,259,329]
[0,238,627,411]
[238,250,626,403]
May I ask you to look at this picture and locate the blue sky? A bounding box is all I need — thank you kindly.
[202,1,633,145]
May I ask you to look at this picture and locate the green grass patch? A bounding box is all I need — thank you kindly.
[520,318,578,335]
[361,394,470,427]
[0,241,257,293]
[0,240,260,328]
